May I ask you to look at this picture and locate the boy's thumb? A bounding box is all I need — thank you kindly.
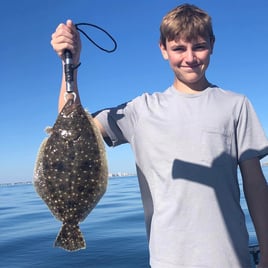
[66,19,74,27]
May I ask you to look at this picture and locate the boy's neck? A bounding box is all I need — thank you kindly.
[173,78,211,94]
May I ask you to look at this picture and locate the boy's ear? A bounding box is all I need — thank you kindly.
[210,37,215,54]
[159,42,169,60]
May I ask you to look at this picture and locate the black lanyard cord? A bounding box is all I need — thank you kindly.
[75,22,117,53]
[64,22,117,94]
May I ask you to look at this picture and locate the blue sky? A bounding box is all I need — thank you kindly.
[1,0,268,183]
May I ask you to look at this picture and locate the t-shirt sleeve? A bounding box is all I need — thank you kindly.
[93,99,140,147]
[236,97,268,163]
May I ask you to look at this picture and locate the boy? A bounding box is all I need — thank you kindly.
[51,4,268,267]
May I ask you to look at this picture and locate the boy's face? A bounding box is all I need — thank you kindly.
[160,36,214,91]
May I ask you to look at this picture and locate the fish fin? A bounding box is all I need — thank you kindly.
[54,223,86,251]
[45,126,53,135]
[33,138,48,184]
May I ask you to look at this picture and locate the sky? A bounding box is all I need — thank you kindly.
[1,0,268,183]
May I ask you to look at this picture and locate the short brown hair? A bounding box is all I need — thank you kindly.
[160,4,215,47]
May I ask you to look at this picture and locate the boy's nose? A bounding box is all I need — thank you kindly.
[185,49,196,62]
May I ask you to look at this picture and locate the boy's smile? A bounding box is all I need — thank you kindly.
[160,36,214,93]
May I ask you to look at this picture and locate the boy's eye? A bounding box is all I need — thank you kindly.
[193,44,208,51]
[173,46,186,52]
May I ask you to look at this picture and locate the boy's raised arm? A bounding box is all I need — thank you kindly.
[51,20,82,112]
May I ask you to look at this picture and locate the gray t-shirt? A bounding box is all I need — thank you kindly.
[95,85,268,267]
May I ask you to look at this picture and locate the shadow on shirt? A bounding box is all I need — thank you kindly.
[171,149,267,266]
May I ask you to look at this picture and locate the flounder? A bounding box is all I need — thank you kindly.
[33,98,108,251]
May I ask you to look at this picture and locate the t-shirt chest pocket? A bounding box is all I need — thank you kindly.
[201,128,232,167]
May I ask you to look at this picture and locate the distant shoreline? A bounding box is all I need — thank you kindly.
[0,175,137,187]
[1,165,268,187]
[0,181,33,187]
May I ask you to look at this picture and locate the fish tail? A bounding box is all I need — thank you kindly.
[54,223,86,251]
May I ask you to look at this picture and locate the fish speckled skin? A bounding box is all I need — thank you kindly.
[33,98,108,251]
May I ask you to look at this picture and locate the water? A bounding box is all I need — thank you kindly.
[1,167,267,268]
[0,176,149,268]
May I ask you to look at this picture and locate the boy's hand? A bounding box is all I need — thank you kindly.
[51,19,81,65]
